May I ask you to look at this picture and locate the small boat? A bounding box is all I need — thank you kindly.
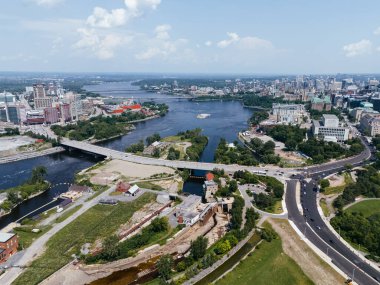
[196,113,211,119]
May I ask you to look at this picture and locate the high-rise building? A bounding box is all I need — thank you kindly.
[33,84,46,99]
[44,107,59,124]
[34,97,53,110]
[60,103,71,122]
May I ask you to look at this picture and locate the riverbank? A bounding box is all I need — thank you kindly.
[0,181,50,219]
[0,147,65,164]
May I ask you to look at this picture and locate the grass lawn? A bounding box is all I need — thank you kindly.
[345,199,380,218]
[14,225,52,249]
[273,200,283,214]
[13,193,156,285]
[319,198,330,217]
[161,135,183,142]
[136,181,164,191]
[215,236,313,285]
[54,205,82,224]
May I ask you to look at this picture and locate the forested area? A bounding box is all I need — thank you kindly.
[333,166,380,209]
[242,94,284,109]
[177,128,208,161]
[249,138,280,164]
[51,115,134,141]
[266,125,306,150]
[215,139,258,166]
[331,212,380,259]
[249,111,269,125]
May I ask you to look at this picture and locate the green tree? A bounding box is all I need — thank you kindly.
[156,254,173,281]
[320,179,330,189]
[214,240,231,255]
[228,180,238,193]
[30,166,47,184]
[345,164,353,172]
[190,236,208,260]
[102,235,120,260]
[153,148,160,158]
[7,191,19,205]
[146,133,161,145]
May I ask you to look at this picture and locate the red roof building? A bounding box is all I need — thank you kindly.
[112,109,124,114]
[205,172,214,181]
[122,104,141,111]
[116,181,131,193]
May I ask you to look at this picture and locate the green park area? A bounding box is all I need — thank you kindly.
[13,193,156,285]
[215,231,313,285]
[345,199,380,218]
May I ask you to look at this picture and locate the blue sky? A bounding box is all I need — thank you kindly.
[1,0,380,74]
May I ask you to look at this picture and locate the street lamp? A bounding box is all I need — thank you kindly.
[352,267,356,283]
[326,247,329,256]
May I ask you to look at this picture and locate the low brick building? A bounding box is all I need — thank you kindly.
[0,232,18,263]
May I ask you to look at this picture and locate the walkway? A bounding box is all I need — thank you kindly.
[0,185,117,285]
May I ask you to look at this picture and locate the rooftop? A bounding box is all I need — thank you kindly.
[0,232,15,243]
[322,114,339,120]
[204,180,217,186]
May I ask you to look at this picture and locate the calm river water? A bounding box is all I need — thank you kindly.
[0,81,253,228]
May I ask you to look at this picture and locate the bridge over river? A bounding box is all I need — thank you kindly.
[61,139,298,177]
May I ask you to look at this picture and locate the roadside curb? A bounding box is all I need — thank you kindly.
[316,195,380,272]
[288,220,358,285]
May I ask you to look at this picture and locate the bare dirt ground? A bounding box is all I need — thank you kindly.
[327,173,344,187]
[269,218,345,285]
[152,178,181,193]
[88,159,175,185]
[205,213,228,245]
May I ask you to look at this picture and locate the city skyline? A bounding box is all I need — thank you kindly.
[1,0,380,74]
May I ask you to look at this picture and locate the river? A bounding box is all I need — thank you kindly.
[0,81,253,228]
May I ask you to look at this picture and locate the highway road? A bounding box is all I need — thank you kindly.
[61,138,298,177]
[287,137,380,285]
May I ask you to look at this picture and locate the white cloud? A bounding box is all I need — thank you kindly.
[216,32,274,51]
[374,27,380,35]
[155,24,171,40]
[205,41,212,47]
[135,25,189,61]
[86,0,162,29]
[73,28,126,60]
[217,32,240,48]
[33,0,63,7]
[97,34,124,59]
[238,36,274,50]
[124,0,161,16]
[343,39,372,57]
[87,7,127,28]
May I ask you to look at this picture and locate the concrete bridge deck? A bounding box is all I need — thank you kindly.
[61,139,298,177]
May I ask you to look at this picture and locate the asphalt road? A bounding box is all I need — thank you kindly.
[287,137,380,285]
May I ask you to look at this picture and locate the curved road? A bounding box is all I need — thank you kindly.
[287,137,380,285]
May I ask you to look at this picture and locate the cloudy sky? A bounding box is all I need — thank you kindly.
[1,0,380,74]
